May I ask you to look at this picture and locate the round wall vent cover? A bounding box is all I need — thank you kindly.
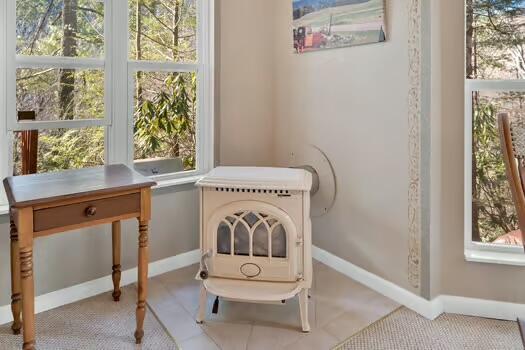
[289,144,337,217]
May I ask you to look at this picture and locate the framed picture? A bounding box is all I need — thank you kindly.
[293,0,386,54]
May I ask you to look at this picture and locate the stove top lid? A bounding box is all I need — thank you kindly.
[196,166,312,191]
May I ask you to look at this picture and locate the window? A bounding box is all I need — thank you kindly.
[465,0,525,259]
[0,0,214,206]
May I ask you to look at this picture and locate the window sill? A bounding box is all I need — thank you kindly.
[152,174,203,190]
[465,248,525,266]
[0,175,204,216]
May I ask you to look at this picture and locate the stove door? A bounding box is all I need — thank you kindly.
[205,201,301,282]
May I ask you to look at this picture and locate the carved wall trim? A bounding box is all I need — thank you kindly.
[408,0,422,289]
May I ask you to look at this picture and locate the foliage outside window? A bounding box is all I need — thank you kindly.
[130,0,198,175]
[9,0,206,179]
[467,0,525,245]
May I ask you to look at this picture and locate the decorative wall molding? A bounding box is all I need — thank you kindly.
[0,249,201,326]
[407,0,423,290]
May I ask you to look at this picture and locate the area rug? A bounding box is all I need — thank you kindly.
[0,285,178,350]
[334,307,522,350]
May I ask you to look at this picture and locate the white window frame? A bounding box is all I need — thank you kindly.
[6,0,113,132]
[0,0,8,210]
[463,2,525,265]
[464,80,525,265]
[0,0,215,210]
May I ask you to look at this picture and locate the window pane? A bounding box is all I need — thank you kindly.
[129,0,197,62]
[472,91,525,245]
[466,1,525,79]
[16,0,104,58]
[217,221,231,255]
[12,127,105,175]
[17,68,104,121]
[133,71,197,176]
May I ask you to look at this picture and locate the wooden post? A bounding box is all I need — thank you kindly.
[9,213,22,335]
[112,221,122,302]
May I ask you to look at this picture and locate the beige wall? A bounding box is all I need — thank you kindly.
[217,0,275,167]
[272,0,417,294]
[438,0,525,302]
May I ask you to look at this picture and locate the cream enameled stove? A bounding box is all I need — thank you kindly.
[195,166,313,332]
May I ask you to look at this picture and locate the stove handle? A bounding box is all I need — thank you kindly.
[197,250,212,280]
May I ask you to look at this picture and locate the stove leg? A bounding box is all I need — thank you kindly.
[196,285,207,324]
[299,289,310,333]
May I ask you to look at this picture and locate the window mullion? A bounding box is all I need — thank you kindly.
[198,0,215,172]
[128,60,199,73]
[15,56,105,70]
[466,79,525,91]
[0,0,9,204]
[107,0,129,165]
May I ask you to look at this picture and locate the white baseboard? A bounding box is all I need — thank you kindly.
[313,245,525,322]
[2,246,523,327]
[0,249,200,326]
[439,295,525,321]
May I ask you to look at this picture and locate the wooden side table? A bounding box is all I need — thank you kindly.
[3,164,156,350]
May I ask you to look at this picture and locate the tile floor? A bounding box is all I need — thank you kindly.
[146,261,400,350]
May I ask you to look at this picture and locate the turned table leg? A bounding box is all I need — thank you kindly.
[18,208,35,350]
[135,220,149,344]
[9,215,22,335]
[112,221,122,302]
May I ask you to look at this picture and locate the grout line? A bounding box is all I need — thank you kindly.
[155,276,200,319]
[150,272,224,349]
[245,322,255,350]
[145,300,181,349]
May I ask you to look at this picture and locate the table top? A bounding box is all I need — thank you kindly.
[3,164,156,208]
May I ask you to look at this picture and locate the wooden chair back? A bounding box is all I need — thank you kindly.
[17,111,38,175]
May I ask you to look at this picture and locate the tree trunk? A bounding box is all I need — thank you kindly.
[136,0,143,104]
[172,0,180,60]
[172,0,180,157]
[466,0,482,241]
[60,0,78,120]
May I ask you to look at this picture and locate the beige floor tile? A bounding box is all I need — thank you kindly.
[249,295,315,330]
[323,308,389,342]
[283,329,339,350]
[156,267,202,317]
[315,296,348,328]
[147,279,204,342]
[149,262,399,349]
[313,262,396,327]
[200,321,253,350]
[247,325,305,350]
[204,297,257,324]
[180,334,221,350]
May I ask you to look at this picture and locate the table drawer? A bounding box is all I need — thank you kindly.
[33,193,141,232]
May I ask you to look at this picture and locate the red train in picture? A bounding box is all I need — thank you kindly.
[294,26,327,53]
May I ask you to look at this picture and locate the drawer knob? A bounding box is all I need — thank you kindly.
[85,206,97,217]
